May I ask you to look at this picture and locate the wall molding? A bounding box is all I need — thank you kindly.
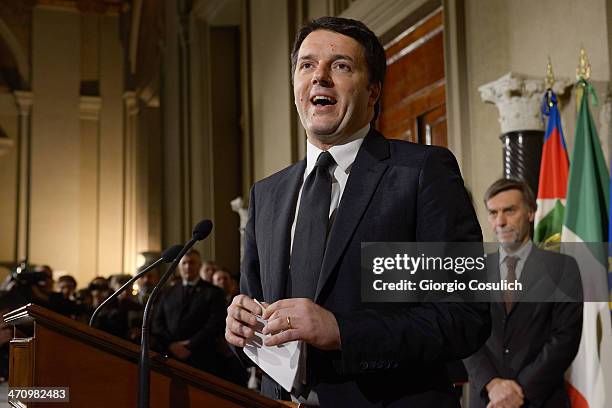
[340,0,432,37]
[79,95,102,121]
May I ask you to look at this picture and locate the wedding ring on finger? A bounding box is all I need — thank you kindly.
[286,316,293,330]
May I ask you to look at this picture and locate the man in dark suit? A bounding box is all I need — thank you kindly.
[464,178,583,408]
[152,249,227,375]
[225,16,490,407]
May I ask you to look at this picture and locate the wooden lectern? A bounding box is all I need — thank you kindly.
[4,304,296,407]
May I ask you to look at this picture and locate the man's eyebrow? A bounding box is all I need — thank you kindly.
[297,54,355,62]
[331,54,354,62]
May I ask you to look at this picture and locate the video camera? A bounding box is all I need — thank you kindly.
[10,261,50,287]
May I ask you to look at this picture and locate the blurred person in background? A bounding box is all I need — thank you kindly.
[95,274,143,342]
[30,265,75,316]
[136,265,160,305]
[212,267,239,305]
[88,276,111,309]
[0,263,75,317]
[56,275,77,300]
[0,290,25,383]
[0,310,11,382]
[199,259,217,283]
[151,249,226,376]
[73,288,94,323]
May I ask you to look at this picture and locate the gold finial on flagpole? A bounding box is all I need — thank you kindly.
[545,56,555,90]
[576,46,591,81]
[575,46,591,112]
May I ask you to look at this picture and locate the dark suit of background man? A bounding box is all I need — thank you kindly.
[152,249,227,375]
[225,16,491,407]
[464,179,583,408]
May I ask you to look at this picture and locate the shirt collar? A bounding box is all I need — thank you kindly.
[499,240,533,265]
[305,124,369,176]
[182,278,199,287]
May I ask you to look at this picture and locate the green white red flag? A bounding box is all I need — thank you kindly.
[562,79,611,408]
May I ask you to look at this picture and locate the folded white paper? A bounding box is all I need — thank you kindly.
[243,314,301,392]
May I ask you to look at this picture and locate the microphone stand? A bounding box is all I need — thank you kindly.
[138,220,212,408]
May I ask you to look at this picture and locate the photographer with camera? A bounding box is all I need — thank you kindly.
[2,262,76,317]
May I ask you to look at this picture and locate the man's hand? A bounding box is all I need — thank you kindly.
[225,294,264,347]
[486,378,524,408]
[169,340,191,360]
[261,298,341,350]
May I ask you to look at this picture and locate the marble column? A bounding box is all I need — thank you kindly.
[479,72,571,194]
[13,90,33,262]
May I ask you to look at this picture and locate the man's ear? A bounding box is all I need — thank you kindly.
[368,81,382,107]
[528,208,535,223]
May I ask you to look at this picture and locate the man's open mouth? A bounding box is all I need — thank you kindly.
[310,95,337,106]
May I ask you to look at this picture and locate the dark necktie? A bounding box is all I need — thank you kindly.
[288,151,336,299]
[181,285,194,311]
[503,256,518,313]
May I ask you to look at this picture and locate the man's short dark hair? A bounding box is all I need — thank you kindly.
[58,275,77,287]
[291,16,386,119]
[484,178,537,212]
[185,249,201,258]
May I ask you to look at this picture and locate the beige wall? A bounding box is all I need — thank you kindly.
[30,6,82,277]
[462,0,511,239]
[507,0,610,82]
[250,0,295,181]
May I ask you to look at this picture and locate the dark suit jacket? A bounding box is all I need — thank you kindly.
[463,246,583,408]
[152,278,227,373]
[240,130,491,407]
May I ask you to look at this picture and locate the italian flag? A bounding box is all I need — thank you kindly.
[562,80,612,408]
[534,91,569,243]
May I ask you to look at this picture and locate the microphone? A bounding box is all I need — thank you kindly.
[138,219,213,408]
[88,244,183,327]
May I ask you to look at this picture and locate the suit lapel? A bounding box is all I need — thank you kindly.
[264,161,305,302]
[314,130,389,302]
[513,248,539,304]
[487,252,504,302]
